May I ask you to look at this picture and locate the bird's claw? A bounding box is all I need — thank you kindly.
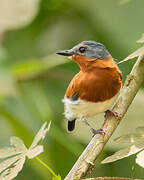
[91,128,105,137]
[104,110,119,119]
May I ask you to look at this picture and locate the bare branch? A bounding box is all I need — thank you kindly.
[64,55,144,180]
[82,177,141,180]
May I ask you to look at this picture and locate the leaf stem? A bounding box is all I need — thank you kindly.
[35,157,57,178]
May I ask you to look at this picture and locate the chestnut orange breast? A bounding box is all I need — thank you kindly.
[65,67,122,102]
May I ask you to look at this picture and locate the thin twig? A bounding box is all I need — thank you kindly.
[64,55,144,180]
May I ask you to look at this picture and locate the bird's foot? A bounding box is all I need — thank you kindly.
[91,128,105,137]
[104,110,119,119]
[82,118,105,137]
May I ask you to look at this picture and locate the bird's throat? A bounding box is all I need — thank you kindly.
[72,55,118,72]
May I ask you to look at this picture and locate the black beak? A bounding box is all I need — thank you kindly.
[56,50,74,56]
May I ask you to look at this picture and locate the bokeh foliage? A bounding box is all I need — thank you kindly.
[0,0,144,179]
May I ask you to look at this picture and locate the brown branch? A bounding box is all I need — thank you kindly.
[64,54,144,180]
[82,177,141,180]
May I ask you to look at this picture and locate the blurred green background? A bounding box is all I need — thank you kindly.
[0,0,144,179]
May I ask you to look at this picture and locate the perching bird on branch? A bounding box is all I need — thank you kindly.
[56,41,122,135]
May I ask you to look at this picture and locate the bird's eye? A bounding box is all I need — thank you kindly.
[79,47,86,53]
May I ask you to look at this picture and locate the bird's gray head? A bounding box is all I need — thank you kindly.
[56,41,110,60]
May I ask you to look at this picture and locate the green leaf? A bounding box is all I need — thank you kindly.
[0,155,26,180]
[118,46,144,64]
[52,174,62,180]
[114,133,143,144]
[0,136,27,180]
[102,144,144,164]
[102,127,144,164]
[136,150,144,168]
[29,122,50,150]
[0,122,50,179]
[115,127,144,144]
[27,122,51,158]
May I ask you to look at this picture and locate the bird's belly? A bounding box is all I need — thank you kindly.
[63,94,118,121]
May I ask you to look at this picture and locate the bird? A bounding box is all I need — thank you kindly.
[56,41,122,135]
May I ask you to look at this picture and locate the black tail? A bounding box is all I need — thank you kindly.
[67,119,76,131]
